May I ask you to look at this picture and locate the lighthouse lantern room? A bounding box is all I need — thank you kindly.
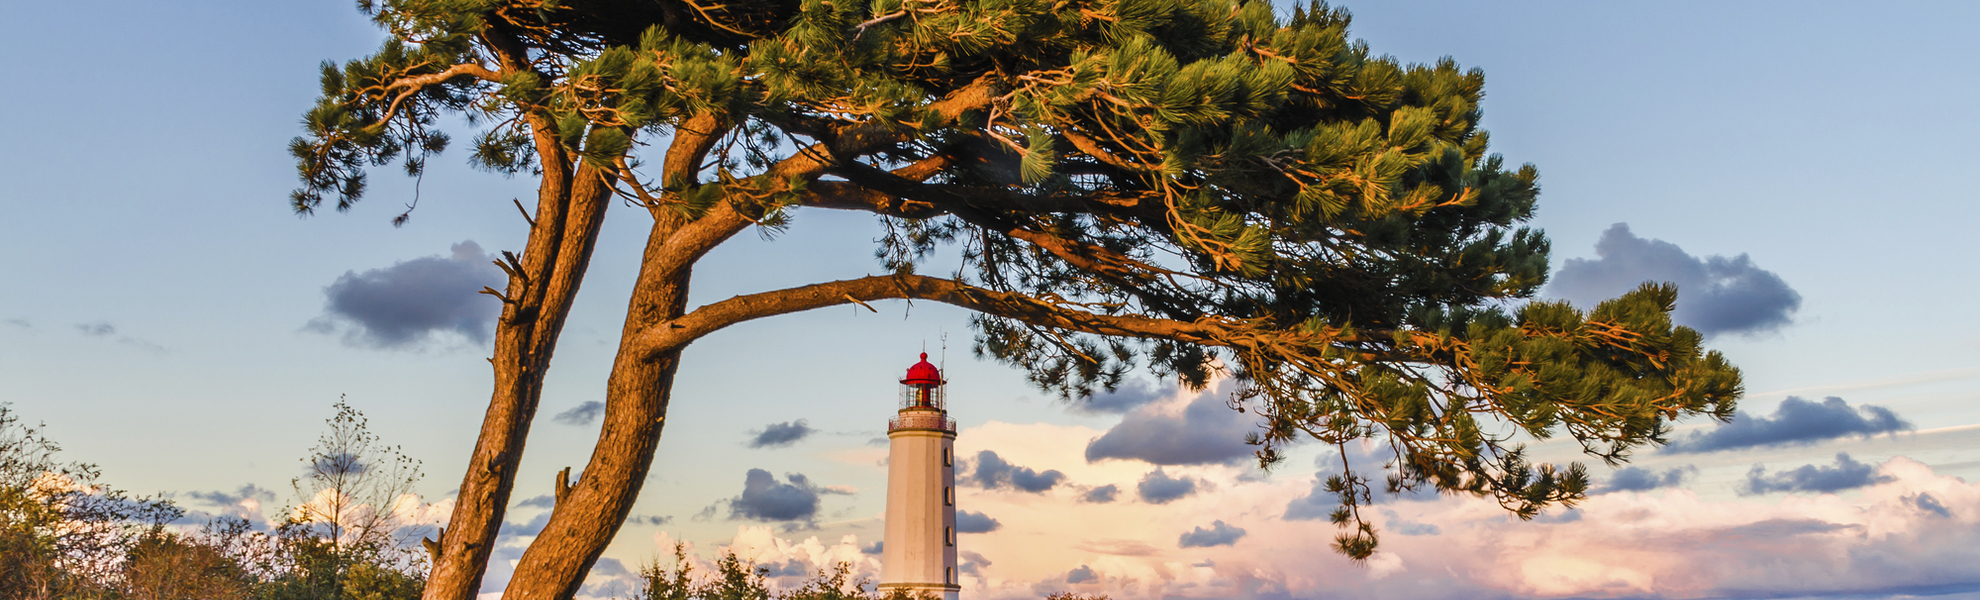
[880,353,961,600]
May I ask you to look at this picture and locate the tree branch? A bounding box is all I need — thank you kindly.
[627,274,1240,358]
[648,76,1004,279]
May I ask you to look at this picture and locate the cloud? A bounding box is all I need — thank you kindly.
[1548,223,1801,338]
[723,469,846,524]
[761,559,811,577]
[1740,453,1893,495]
[1066,565,1098,584]
[307,241,505,349]
[748,420,816,449]
[1663,396,1910,454]
[73,321,167,352]
[1598,466,1697,494]
[1074,539,1163,557]
[630,515,673,526]
[1283,475,1333,521]
[5,318,28,328]
[500,511,553,537]
[553,402,604,426]
[1070,379,1172,415]
[713,527,882,586]
[921,419,1980,600]
[1379,509,1442,536]
[1080,485,1119,504]
[969,450,1066,493]
[959,551,993,576]
[183,484,278,524]
[1178,520,1247,548]
[1913,493,1953,518]
[956,510,1003,533]
[861,541,882,555]
[580,557,638,599]
[1086,380,1259,466]
[514,494,555,509]
[1136,469,1198,504]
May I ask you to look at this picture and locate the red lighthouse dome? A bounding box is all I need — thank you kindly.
[901,352,942,386]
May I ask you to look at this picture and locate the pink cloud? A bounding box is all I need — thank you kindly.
[933,422,1980,600]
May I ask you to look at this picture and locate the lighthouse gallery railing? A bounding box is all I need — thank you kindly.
[887,413,957,432]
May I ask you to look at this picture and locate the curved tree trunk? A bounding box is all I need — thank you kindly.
[420,163,613,600]
[501,220,697,600]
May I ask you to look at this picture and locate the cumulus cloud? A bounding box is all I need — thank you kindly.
[581,558,639,598]
[956,510,1003,533]
[1664,396,1910,454]
[920,416,1980,600]
[1740,453,1893,495]
[1914,493,1953,518]
[910,418,1980,600]
[553,402,604,426]
[1285,466,1436,521]
[1070,379,1173,415]
[1548,223,1801,338]
[723,469,847,525]
[1379,509,1442,536]
[959,550,993,576]
[1080,485,1120,504]
[1598,466,1697,494]
[1282,476,1333,521]
[1066,565,1098,584]
[656,527,881,595]
[1085,380,1259,466]
[184,484,278,524]
[969,450,1066,493]
[500,511,553,537]
[307,241,505,349]
[748,420,816,449]
[1178,520,1247,548]
[1136,469,1198,504]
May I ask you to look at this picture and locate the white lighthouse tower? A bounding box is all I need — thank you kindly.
[879,353,961,600]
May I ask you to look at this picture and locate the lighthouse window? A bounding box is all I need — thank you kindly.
[947,567,953,583]
[945,486,953,505]
[944,447,952,466]
[945,526,954,546]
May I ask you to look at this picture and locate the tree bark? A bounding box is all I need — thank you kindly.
[500,218,696,600]
[422,162,613,600]
[421,26,617,600]
[477,81,1002,600]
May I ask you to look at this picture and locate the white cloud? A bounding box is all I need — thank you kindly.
[922,420,1980,600]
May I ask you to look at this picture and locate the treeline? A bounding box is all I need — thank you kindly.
[2,402,1107,600]
[629,546,1108,600]
[0,402,426,600]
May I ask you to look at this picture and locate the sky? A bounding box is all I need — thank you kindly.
[3,1,1979,599]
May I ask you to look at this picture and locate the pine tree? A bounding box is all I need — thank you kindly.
[291,1,1743,599]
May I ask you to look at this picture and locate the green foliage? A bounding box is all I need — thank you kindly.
[630,545,923,600]
[296,0,1744,561]
[0,404,183,599]
[0,403,427,600]
[289,398,426,558]
[121,532,255,600]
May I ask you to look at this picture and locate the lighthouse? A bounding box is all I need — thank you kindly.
[879,353,961,600]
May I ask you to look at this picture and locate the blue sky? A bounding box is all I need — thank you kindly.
[3,1,1979,599]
